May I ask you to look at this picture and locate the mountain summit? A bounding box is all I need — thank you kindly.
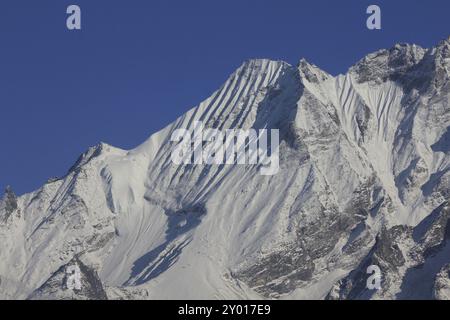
[1,38,449,300]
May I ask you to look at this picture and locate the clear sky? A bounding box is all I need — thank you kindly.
[0,0,449,195]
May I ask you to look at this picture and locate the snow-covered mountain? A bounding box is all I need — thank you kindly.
[1,37,449,300]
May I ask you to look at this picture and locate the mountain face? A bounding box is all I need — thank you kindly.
[1,37,449,300]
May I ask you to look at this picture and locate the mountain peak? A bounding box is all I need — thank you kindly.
[68,142,124,173]
[439,35,450,46]
[5,185,14,196]
[240,58,289,68]
[435,36,450,58]
[349,43,426,84]
[235,58,292,80]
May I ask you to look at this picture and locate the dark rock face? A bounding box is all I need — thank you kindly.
[355,104,372,144]
[350,44,426,86]
[29,257,108,300]
[375,226,410,268]
[327,226,412,300]
[434,264,450,300]
[0,186,18,223]
[235,245,315,297]
[328,202,450,300]
[235,185,376,298]
[420,203,450,258]
[350,40,450,94]
[76,258,109,300]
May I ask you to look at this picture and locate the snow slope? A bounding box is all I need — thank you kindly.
[1,37,449,300]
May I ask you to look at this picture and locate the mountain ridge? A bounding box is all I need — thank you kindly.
[1,37,449,300]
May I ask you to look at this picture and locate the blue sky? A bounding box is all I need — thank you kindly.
[1,0,449,195]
